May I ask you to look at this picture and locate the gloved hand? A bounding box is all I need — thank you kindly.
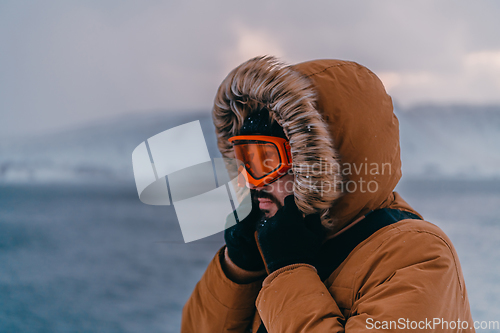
[224,194,265,271]
[257,195,326,273]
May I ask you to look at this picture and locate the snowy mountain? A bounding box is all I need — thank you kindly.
[0,111,220,185]
[396,105,500,179]
[0,105,499,184]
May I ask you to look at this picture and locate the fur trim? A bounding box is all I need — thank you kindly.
[213,56,343,227]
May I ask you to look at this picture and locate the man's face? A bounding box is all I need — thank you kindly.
[250,173,294,219]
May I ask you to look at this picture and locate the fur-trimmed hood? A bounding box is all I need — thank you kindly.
[213,56,403,232]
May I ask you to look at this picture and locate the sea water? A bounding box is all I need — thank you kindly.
[1,180,499,332]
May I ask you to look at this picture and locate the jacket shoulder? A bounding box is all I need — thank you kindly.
[331,218,456,274]
[352,218,457,267]
[362,218,462,277]
[326,219,467,308]
[326,219,467,316]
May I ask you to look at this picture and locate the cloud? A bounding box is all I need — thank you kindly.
[377,49,500,106]
[1,0,500,139]
[465,50,500,68]
[234,25,284,64]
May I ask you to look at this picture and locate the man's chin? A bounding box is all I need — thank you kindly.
[260,206,278,219]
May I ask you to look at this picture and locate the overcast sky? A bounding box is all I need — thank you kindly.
[1,0,500,140]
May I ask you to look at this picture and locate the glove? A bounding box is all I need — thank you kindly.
[257,195,326,273]
[224,194,265,271]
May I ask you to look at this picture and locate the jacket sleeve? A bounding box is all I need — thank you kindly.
[255,227,473,332]
[181,247,264,333]
[256,264,346,332]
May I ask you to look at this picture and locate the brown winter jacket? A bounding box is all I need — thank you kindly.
[181,57,474,332]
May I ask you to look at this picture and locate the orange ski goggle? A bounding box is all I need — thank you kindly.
[228,135,292,188]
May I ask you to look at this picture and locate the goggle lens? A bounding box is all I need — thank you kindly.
[233,141,282,179]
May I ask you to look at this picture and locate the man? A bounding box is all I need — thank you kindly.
[181,56,474,332]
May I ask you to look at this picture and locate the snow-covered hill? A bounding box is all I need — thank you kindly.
[1,105,499,184]
[397,105,500,179]
[0,111,220,185]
